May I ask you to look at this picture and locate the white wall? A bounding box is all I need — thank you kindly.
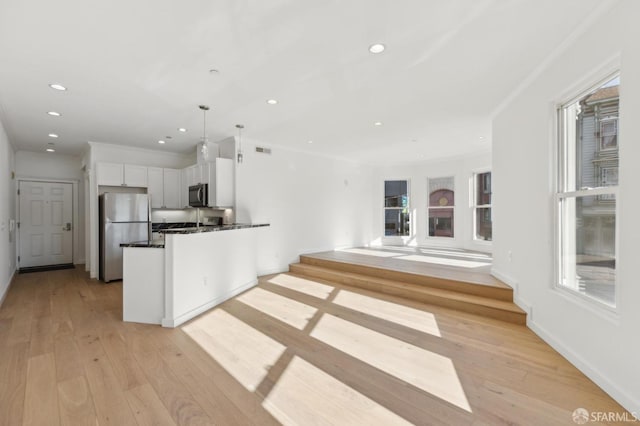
[0,117,16,304]
[371,151,492,252]
[15,150,85,263]
[492,1,639,412]
[235,141,373,275]
[87,142,195,169]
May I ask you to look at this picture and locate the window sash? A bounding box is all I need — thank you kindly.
[556,72,620,310]
[383,180,410,237]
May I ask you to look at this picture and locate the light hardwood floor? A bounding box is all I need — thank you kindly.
[0,266,629,425]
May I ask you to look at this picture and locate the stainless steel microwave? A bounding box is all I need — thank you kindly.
[188,183,208,207]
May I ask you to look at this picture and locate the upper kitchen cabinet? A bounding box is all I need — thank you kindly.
[148,167,181,209]
[163,168,181,208]
[183,165,202,187]
[96,162,148,187]
[206,158,234,207]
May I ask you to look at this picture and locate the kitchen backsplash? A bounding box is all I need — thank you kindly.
[151,207,233,225]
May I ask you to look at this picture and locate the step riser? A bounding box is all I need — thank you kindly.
[289,264,526,325]
[300,255,513,302]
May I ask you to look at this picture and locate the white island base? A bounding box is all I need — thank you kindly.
[123,226,261,327]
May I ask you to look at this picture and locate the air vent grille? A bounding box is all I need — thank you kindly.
[255,146,272,154]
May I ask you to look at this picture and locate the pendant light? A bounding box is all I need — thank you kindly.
[236,124,244,164]
[199,105,210,160]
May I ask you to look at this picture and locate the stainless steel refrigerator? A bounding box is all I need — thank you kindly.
[99,193,150,282]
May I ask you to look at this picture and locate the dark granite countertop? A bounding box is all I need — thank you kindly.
[122,223,269,248]
[159,223,269,234]
[121,239,166,248]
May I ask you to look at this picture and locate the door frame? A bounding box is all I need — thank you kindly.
[16,177,80,268]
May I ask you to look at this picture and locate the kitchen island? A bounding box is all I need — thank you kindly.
[121,224,269,327]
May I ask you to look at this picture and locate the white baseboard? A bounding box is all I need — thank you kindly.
[491,267,637,414]
[257,267,289,276]
[491,268,533,318]
[528,320,638,414]
[490,268,518,291]
[162,278,258,328]
[0,268,16,309]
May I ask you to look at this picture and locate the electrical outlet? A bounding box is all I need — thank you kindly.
[203,277,208,286]
[508,250,513,262]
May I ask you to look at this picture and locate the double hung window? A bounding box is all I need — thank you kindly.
[557,74,619,307]
[428,177,455,238]
[384,180,410,236]
[473,172,492,241]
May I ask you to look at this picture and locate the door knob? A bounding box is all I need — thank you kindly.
[64,222,72,231]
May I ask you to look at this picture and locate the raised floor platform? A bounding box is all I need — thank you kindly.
[289,247,526,324]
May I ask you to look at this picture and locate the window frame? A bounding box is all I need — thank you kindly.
[472,170,492,243]
[382,179,411,239]
[426,176,455,239]
[554,71,620,312]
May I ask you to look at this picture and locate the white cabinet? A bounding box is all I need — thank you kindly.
[147,167,164,208]
[96,162,148,187]
[183,165,201,187]
[180,168,189,208]
[206,158,234,207]
[163,168,181,208]
[96,163,124,186]
[148,167,181,209]
[124,164,148,187]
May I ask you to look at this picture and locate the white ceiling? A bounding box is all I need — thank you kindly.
[0,0,607,164]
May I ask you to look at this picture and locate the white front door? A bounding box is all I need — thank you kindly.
[19,181,73,268]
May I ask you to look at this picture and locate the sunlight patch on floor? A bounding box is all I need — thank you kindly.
[262,355,412,426]
[337,248,401,257]
[236,287,318,330]
[268,274,334,299]
[310,314,471,412]
[397,254,488,268]
[333,289,441,337]
[182,309,285,391]
[416,248,492,261]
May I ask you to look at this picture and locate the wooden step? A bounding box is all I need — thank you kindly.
[289,263,526,325]
[300,254,514,302]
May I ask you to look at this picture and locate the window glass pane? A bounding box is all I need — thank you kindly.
[476,172,492,205]
[567,76,619,192]
[475,208,492,241]
[428,177,454,206]
[385,209,410,236]
[384,181,408,207]
[560,195,615,306]
[428,208,453,237]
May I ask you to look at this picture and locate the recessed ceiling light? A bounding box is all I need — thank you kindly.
[46,148,55,152]
[48,133,58,138]
[178,128,187,133]
[374,121,383,126]
[266,99,278,105]
[369,43,386,54]
[49,84,67,91]
[308,140,313,144]
[158,140,165,144]
[47,111,61,116]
